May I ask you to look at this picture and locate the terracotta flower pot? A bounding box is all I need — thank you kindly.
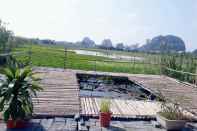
[100,112,112,127]
[7,120,29,129]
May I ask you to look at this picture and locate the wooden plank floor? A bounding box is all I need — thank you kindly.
[75,70,197,117]
[32,67,80,116]
[128,75,197,115]
[1,67,197,119]
[80,97,161,118]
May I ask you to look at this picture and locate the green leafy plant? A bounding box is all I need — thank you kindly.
[157,92,188,120]
[0,65,42,122]
[100,99,111,113]
[159,102,188,120]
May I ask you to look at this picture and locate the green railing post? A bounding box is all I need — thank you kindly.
[195,67,197,86]
[64,48,67,69]
[94,51,97,72]
[28,48,32,67]
[133,55,135,73]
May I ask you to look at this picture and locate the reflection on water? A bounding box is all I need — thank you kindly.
[71,50,144,62]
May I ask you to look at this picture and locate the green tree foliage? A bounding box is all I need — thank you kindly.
[0,20,12,53]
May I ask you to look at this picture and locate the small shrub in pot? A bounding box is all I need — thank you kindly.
[156,93,191,130]
[100,99,112,127]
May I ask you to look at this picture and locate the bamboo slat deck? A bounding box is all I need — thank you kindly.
[128,75,197,115]
[32,67,80,116]
[1,67,197,120]
[75,69,197,117]
[80,97,161,118]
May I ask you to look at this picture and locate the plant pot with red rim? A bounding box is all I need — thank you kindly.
[0,64,43,129]
[99,99,112,127]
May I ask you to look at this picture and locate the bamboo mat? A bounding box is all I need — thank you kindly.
[80,97,161,118]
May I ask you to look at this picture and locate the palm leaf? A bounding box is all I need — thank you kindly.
[4,68,14,81]
[0,65,42,121]
[3,108,10,122]
[20,67,31,80]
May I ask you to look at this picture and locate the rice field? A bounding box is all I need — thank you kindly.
[13,44,161,75]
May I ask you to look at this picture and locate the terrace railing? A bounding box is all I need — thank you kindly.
[163,67,197,86]
[1,47,197,87]
[65,48,197,86]
[0,50,31,67]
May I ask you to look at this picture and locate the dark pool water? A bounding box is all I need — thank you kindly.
[77,74,156,100]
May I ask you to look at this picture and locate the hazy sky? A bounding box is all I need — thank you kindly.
[0,0,196,51]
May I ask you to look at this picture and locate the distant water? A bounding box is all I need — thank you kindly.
[71,50,144,61]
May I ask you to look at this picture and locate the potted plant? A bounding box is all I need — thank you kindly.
[99,99,112,127]
[0,65,42,128]
[156,94,190,130]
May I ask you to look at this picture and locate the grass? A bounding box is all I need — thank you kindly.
[11,44,161,74]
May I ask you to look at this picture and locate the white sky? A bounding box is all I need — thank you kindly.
[0,0,197,51]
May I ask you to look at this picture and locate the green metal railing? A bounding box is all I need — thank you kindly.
[1,48,197,86]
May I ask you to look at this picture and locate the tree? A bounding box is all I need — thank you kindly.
[0,20,13,65]
[192,49,197,56]
[124,44,139,51]
[9,36,31,49]
[116,43,124,50]
[0,20,12,53]
[101,39,113,49]
[81,37,95,48]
